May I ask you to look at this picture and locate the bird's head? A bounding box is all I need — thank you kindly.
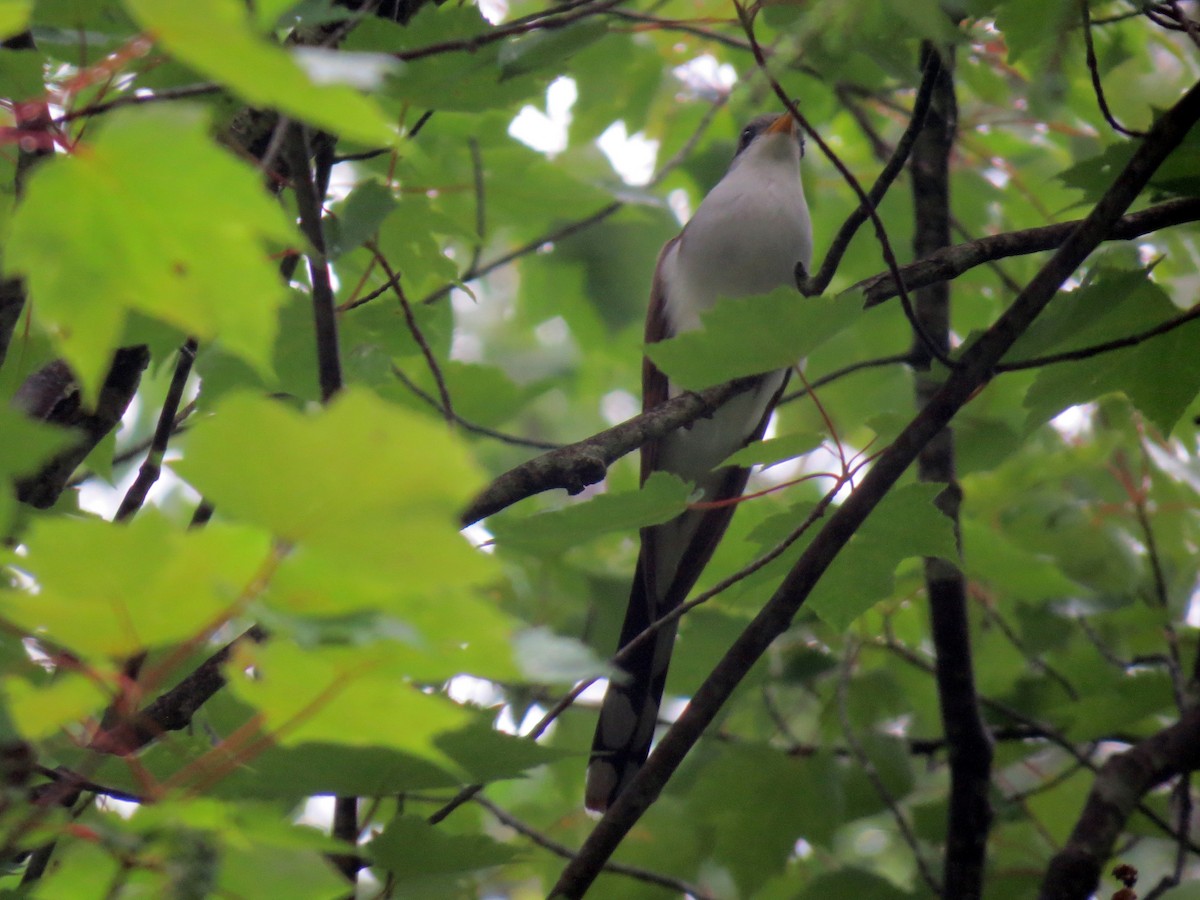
[729,112,804,172]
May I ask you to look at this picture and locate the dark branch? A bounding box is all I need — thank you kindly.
[285,124,343,402]
[908,41,993,899]
[459,378,757,526]
[803,50,942,295]
[1038,706,1200,900]
[114,339,198,522]
[15,348,151,510]
[855,197,1200,307]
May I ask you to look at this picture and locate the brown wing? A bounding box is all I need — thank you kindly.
[640,236,677,485]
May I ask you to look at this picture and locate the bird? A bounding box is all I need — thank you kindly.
[586,111,813,812]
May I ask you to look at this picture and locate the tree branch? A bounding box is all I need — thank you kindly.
[908,43,993,899]
[459,378,756,526]
[114,339,197,522]
[855,197,1200,307]
[549,75,1200,900]
[14,347,151,509]
[285,124,343,402]
[1038,706,1200,900]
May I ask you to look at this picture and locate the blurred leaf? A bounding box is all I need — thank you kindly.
[173,389,494,585]
[3,673,107,739]
[498,21,608,80]
[327,179,396,258]
[227,641,470,768]
[723,430,825,468]
[0,1,29,39]
[687,744,844,890]
[4,513,271,659]
[797,869,917,900]
[511,626,608,683]
[125,0,400,146]
[808,484,958,629]
[8,105,294,399]
[962,518,1086,601]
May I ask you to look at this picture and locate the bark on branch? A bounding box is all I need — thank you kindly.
[459,378,758,526]
[1038,706,1200,900]
[854,197,1200,306]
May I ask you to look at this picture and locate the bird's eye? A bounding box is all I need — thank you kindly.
[738,126,755,149]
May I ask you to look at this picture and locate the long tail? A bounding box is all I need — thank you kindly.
[585,373,789,812]
[585,465,749,812]
[585,549,679,812]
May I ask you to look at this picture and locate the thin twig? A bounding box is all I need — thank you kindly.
[606,9,753,51]
[114,338,197,522]
[1080,0,1147,137]
[392,365,559,450]
[997,302,1200,370]
[803,50,943,295]
[53,84,223,124]
[472,794,717,899]
[779,354,914,406]
[394,0,627,62]
[366,242,454,424]
[734,3,957,370]
[837,641,942,895]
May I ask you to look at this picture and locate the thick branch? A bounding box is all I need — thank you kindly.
[855,197,1200,306]
[14,348,151,509]
[1039,706,1200,900]
[459,379,754,525]
[909,43,993,900]
[549,77,1200,900]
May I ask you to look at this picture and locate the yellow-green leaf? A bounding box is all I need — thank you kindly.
[124,0,400,147]
[8,105,295,399]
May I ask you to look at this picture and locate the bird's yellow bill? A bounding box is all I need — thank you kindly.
[767,113,796,134]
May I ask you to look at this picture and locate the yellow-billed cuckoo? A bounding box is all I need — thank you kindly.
[586,112,813,812]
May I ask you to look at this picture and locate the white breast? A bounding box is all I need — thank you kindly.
[663,142,812,334]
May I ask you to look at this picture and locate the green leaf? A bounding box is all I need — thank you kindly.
[797,869,917,900]
[961,518,1085,601]
[489,471,692,553]
[0,2,31,42]
[497,21,608,81]
[808,483,958,629]
[367,815,515,879]
[124,0,400,147]
[722,430,825,468]
[8,105,295,399]
[173,389,495,586]
[3,673,107,739]
[326,179,396,258]
[435,719,568,782]
[1022,276,1200,435]
[646,289,859,390]
[3,513,272,659]
[367,816,513,883]
[687,744,844,890]
[227,642,470,768]
[0,408,76,479]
